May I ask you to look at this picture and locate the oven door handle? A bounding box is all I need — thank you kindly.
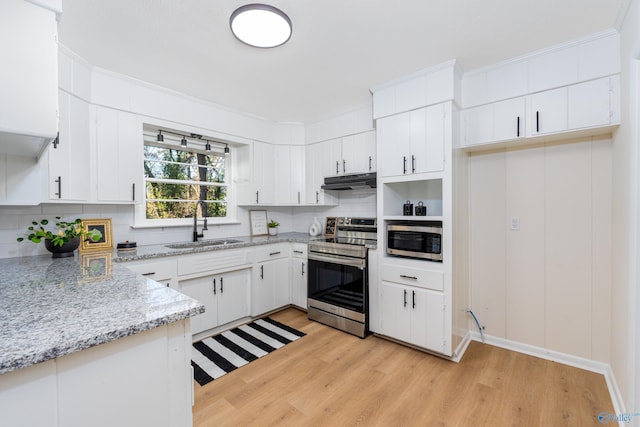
[308,253,366,269]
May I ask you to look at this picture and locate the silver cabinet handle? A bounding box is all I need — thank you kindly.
[298,191,300,204]
[301,262,305,275]
[400,274,418,280]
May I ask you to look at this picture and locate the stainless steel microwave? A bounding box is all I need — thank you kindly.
[387,222,443,261]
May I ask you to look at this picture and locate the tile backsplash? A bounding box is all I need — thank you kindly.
[0,189,376,259]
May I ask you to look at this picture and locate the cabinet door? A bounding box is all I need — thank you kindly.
[323,138,343,176]
[529,87,568,136]
[412,104,445,174]
[378,112,411,177]
[409,288,445,353]
[273,257,291,308]
[304,142,336,205]
[379,282,411,343]
[217,269,250,326]
[252,263,275,316]
[493,97,526,142]
[461,104,493,147]
[291,257,307,309]
[179,275,218,335]
[274,145,305,204]
[341,131,376,174]
[567,78,612,130]
[253,142,274,204]
[95,107,142,203]
[0,0,57,141]
[48,92,90,201]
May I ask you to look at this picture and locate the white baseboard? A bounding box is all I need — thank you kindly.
[469,332,626,417]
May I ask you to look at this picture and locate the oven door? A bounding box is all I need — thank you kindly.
[307,252,367,315]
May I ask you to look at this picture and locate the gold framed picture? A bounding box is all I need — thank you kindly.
[80,218,113,252]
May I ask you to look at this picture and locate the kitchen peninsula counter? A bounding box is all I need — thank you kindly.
[0,254,204,375]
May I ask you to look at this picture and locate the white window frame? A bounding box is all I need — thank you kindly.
[134,130,237,228]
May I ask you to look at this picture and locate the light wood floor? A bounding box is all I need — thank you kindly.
[193,308,613,426]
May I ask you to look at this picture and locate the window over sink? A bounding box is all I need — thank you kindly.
[135,127,234,227]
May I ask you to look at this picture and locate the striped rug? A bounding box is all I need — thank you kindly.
[191,316,306,386]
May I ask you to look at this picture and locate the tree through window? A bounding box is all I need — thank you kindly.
[143,143,228,219]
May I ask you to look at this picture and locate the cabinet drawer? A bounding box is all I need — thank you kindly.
[254,243,290,262]
[380,264,443,291]
[290,243,308,258]
[178,249,250,276]
[125,258,177,281]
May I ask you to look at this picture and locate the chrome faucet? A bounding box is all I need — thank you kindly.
[193,200,208,242]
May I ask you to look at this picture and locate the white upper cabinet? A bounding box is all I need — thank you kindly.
[0,0,59,157]
[462,76,619,149]
[237,141,275,205]
[528,76,618,137]
[341,130,376,174]
[378,104,445,178]
[94,106,143,203]
[46,91,90,202]
[304,142,337,205]
[274,145,305,205]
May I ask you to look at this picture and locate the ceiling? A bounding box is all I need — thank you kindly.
[57,0,622,124]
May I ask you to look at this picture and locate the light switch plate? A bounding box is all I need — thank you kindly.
[510,217,520,231]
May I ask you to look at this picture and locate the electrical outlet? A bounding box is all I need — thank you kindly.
[510,217,520,231]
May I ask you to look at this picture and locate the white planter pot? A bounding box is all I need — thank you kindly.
[268,227,278,236]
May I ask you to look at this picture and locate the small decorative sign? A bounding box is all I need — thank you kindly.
[249,210,268,236]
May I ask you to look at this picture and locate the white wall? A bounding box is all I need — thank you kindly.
[469,137,612,362]
[611,0,639,414]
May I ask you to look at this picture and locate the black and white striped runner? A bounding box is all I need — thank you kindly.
[191,317,306,386]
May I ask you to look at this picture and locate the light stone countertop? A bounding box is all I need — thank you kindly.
[0,254,204,375]
[1,232,376,375]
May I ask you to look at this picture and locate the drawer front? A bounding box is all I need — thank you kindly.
[125,258,177,281]
[178,248,250,276]
[290,243,308,258]
[380,264,444,291]
[254,243,290,262]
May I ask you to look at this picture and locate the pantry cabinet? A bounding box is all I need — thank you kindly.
[378,104,445,178]
[179,268,250,336]
[379,281,446,354]
[94,106,143,203]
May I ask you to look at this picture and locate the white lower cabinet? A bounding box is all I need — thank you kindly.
[123,258,178,289]
[179,268,250,335]
[252,244,291,316]
[379,281,446,354]
[291,244,308,309]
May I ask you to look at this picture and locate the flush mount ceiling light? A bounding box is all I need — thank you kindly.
[230,4,292,48]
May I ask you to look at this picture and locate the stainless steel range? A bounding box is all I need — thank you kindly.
[307,217,377,338]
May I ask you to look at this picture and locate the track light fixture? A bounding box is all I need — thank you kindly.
[154,128,229,155]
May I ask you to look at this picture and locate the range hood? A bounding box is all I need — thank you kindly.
[322,172,377,191]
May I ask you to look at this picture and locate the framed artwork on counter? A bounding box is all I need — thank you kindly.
[249,210,268,236]
[80,218,113,252]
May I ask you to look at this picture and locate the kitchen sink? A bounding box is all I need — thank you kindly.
[165,239,243,249]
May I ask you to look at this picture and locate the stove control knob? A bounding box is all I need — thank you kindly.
[345,218,351,225]
[338,218,344,224]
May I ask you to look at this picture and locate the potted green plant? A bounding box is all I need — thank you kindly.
[17,217,102,258]
[267,219,280,236]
